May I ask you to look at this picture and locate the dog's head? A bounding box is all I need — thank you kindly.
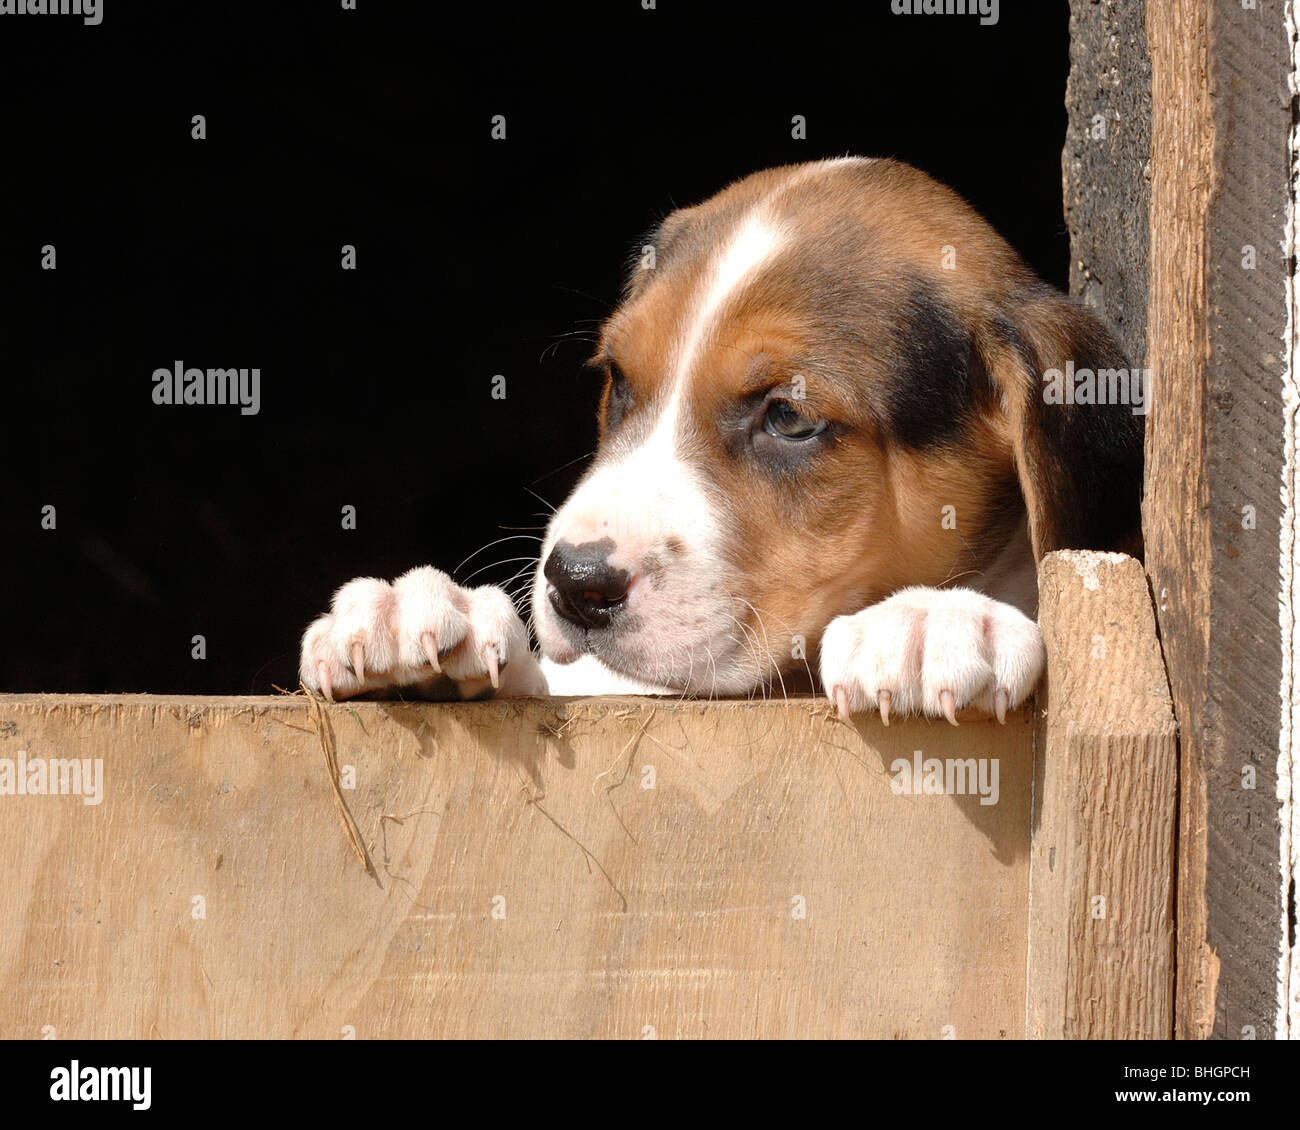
[531,158,1143,693]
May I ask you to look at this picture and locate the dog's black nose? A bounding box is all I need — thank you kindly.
[544,539,629,629]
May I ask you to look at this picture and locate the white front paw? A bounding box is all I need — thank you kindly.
[299,566,535,701]
[818,587,1044,725]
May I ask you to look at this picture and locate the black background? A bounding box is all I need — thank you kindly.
[0,0,1070,693]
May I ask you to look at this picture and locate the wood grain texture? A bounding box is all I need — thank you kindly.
[1028,551,1178,1039]
[1145,0,1291,1039]
[0,694,1037,1039]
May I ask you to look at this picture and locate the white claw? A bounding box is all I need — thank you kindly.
[878,688,892,727]
[350,642,366,686]
[833,684,852,723]
[420,631,441,675]
[994,687,1009,725]
[317,661,334,703]
[939,689,959,726]
[485,646,500,690]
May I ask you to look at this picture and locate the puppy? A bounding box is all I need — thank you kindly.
[299,157,1143,722]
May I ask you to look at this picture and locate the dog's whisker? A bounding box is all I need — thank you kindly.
[547,285,612,307]
[538,333,601,364]
[501,562,540,595]
[531,451,597,486]
[733,597,808,703]
[725,612,768,700]
[733,596,789,707]
[458,556,539,586]
[724,604,772,692]
[677,645,697,699]
[938,565,983,588]
[523,487,558,515]
[453,534,544,576]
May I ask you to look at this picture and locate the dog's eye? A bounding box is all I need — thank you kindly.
[604,361,633,428]
[763,400,825,440]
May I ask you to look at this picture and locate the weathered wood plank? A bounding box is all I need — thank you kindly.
[1145,0,1291,1039]
[1064,0,1152,368]
[1028,551,1178,1039]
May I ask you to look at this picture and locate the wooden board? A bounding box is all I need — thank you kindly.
[0,694,1036,1040]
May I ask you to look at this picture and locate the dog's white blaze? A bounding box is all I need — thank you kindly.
[669,213,784,399]
[546,422,717,566]
[652,167,857,442]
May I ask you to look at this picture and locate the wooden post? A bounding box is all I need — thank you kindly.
[1144,0,1294,1040]
[1028,551,1178,1038]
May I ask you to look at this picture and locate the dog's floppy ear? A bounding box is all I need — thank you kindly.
[977,289,1145,560]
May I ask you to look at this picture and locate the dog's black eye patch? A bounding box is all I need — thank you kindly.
[884,283,991,450]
